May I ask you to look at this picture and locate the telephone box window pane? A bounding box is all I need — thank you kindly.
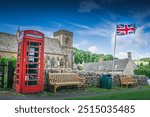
[28,57,34,62]
[26,63,39,68]
[29,48,35,56]
[28,81,37,86]
[25,75,39,86]
[30,42,39,46]
[28,69,38,74]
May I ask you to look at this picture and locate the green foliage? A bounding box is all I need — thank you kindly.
[140,63,143,66]
[73,48,113,64]
[140,58,150,62]
[103,54,113,61]
[0,58,16,67]
[134,64,150,77]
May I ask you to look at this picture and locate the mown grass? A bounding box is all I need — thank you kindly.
[67,86,150,100]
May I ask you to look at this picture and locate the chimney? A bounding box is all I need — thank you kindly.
[127,52,131,59]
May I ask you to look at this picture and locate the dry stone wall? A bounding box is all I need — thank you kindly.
[133,75,149,86]
[78,72,101,87]
[44,71,149,91]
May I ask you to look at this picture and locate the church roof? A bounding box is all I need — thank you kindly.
[0,32,18,52]
[83,59,131,71]
[45,37,64,55]
[0,32,64,55]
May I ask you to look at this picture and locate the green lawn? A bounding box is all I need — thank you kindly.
[1,86,150,100]
[67,86,150,100]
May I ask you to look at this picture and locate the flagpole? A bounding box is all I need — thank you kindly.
[112,23,117,78]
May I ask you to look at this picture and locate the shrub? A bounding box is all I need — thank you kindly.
[0,58,16,67]
[134,68,150,78]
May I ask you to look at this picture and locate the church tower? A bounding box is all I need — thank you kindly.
[53,30,73,69]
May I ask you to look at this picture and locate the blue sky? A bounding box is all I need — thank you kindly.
[0,0,150,60]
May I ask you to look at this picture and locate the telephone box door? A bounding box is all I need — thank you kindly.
[22,40,44,93]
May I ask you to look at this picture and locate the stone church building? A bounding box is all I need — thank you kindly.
[0,29,74,71]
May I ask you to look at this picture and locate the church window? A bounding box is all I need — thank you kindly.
[65,37,69,46]
[51,58,55,67]
[60,58,64,67]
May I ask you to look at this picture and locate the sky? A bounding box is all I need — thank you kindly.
[0,0,150,60]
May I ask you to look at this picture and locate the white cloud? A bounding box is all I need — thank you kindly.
[73,40,90,49]
[66,22,90,29]
[88,45,101,54]
[76,21,115,38]
[78,0,100,13]
[116,51,150,60]
[135,26,148,47]
[116,52,128,59]
[133,52,150,60]
[1,24,55,37]
[130,10,150,23]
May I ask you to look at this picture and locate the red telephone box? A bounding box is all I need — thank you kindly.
[15,30,44,94]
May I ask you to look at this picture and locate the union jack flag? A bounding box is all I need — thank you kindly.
[116,24,136,36]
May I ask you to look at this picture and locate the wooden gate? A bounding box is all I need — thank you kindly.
[0,60,15,89]
[0,61,6,88]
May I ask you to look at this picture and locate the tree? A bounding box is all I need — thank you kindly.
[73,48,114,64]
[103,54,113,61]
[134,63,150,78]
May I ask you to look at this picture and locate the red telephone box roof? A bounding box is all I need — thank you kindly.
[22,30,44,39]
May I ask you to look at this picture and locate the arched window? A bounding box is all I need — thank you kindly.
[60,58,64,67]
[65,37,70,46]
[51,58,55,67]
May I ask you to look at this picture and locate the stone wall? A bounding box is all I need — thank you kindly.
[78,72,101,87]
[133,75,149,86]
[0,52,17,58]
[112,75,149,87]
[78,73,149,87]
[112,75,121,87]
[44,71,149,91]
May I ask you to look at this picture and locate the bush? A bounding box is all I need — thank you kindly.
[134,68,150,78]
[0,58,16,67]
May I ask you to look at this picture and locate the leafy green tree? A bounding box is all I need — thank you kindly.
[103,54,113,61]
[134,63,150,77]
[73,48,114,64]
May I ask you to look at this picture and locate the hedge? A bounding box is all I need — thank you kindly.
[134,68,150,78]
[0,58,16,67]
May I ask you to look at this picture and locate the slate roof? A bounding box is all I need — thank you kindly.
[84,59,130,71]
[0,32,17,52]
[0,32,64,55]
[44,37,64,55]
[83,62,100,71]
[99,59,130,70]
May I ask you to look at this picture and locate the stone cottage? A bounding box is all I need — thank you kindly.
[0,29,74,70]
[83,53,137,75]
